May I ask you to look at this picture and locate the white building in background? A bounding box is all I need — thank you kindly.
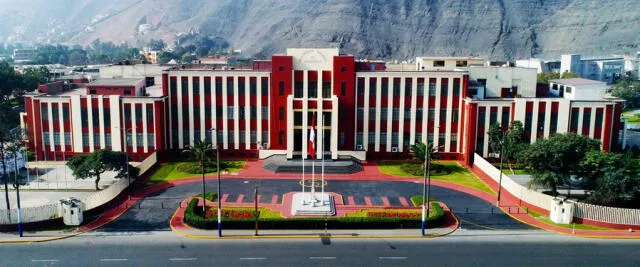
[515,58,561,74]
[466,66,537,98]
[415,56,484,71]
[548,78,607,101]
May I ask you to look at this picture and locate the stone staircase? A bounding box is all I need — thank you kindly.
[263,155,363,174]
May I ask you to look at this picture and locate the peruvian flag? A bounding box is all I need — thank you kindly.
[308,114,316,159]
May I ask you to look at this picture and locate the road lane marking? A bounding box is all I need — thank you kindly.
[240,257,266,260]
[169,258,197,261]
[100,259,128,262]
[31,259,58,262]
[310,257,336,260]
[379,256,407,260]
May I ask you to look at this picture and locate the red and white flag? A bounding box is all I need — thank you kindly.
[308,114,316,159]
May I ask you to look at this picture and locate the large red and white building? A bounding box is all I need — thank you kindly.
[21,48,624,166]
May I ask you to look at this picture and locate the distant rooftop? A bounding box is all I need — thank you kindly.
[549,78,606,86]
[88,78,143,87]
[416,56,483,60]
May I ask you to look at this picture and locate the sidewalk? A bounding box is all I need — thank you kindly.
[468,166,640,239]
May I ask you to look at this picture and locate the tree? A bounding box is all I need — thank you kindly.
[560,72,579,79]
[503,120,528,173]
[157,52,176,64]
[410,141,437,164]
[537,73,559,83]
[487,123,503,157]
[181,52,195,63]
[147,39,166,51]
[22,67,49,90]
[67,150,137,190]
[611,81,640,108]
[520,133,600,196]
[580,151,640,207]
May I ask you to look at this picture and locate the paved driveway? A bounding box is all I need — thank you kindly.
[97,179,533,232]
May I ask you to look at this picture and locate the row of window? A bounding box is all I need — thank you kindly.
[40,106,70,122]
[356,78,461,97]
[171,77,270,96]
[171,105,269,122]
[355,132,458,147]
[357,108,459,122]
[42,132,155,148]
[172,129,268,146]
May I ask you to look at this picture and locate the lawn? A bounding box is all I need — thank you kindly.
[377,161,495,195]
[491,163,529,175]
[148,160,246,184]
[622,109,640,124]
[525,209,614,231]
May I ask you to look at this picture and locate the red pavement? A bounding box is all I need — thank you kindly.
[77,160,639,239]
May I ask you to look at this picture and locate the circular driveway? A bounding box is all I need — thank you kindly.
[96,178,533,232]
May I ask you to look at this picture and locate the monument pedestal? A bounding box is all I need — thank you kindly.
[291,192,335,216]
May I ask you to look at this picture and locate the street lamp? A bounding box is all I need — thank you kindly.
[120,128,133,199]
[497,130,506,206]
[211,128,222,237]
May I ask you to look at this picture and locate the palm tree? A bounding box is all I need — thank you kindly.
[183,140,213,169]
[410,141,438,164]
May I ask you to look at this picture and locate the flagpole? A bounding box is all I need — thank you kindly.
[321,113,325,205]
[302,133,305,204]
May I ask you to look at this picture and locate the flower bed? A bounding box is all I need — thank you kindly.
[183,198,445,230]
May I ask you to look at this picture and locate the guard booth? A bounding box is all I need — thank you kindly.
[59,198,84,226]
[549,198,574,224]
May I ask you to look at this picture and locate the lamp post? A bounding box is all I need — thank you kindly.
[211,128,222,237]
[121,128,132,199]
[497,131,506,206]
[421,143,436,236]
[13,148,24,237]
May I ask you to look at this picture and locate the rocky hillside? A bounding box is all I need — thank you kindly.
[0,0,638,60]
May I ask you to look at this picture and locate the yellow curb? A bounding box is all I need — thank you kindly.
[169,199,460,239]
[497,206,640,240]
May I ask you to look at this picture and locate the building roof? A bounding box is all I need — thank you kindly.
[88,78,143,87]
[549,78,605,86]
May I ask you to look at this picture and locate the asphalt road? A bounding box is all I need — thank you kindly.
[2,230,639,267]
[98,179,531,232]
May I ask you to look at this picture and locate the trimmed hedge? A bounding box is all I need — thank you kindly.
[176,162,223,174]
[399,162,449,176]
[183,198,445,230]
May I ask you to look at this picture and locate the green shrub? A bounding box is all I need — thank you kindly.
[195,192,218,202]
[176,162,224,174]
[409,196,438,207]
[399,162,449,177]
[182,199,445,230]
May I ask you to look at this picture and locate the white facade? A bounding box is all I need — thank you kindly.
[415,57,484,71]
[549,78,607,101]
[466,66,537,98]
[515,58,561,74]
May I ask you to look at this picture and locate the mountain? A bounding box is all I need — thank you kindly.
[0,0,638,60]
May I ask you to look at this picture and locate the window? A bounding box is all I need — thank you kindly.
[93,108,100,126]
[250,106,257,119]
[250,131,257,144]
[416,108,423,121]
[215,78,223,95]
[82,133,89,146]
[261,78,269,96]
[52,107,59,121]
[341,66,347,72]
[227,106,234,119]
[104,109,111,126]
[438,133,446,147]
[181,78,188,95]
[261,106,268,120]
[357,108,364,121]
[416,133,422,143]
[279,66,285,71]
[392,108,399,121]
[262,131,268,144]
[41,106,49,121]
[205,106,211,122]
[391,132,399,146]
[450,134,458,150]
[456,60,467,67]
[193,77,200,95]
[294,81,303,98]
[279,81,285,96]
[92,133,100,146]
[405,80,412,96]
[216,130,223,143]
[440,108,447,122]
[368,132,375,144]
[341,82,347,97]
[369,79,377,96]
[279,107,284,120]
[170,78,177,95]
[135,108,142,123]
[205,130,212,143]
[417,80,425,96]
[194,130,201,143]
[357,79,365,96]
[566,87,572,93]
[227,78,234,95]
[453,79,461,97]
[440,79,448,97]
[404,109,411,121]
[428,80,436,96]
[294,112,302,125]
[403,132,410,146]
[428,108,435,122]
[53,132,60,145]
[380,132,387,145]
[356,132,363,146]
[205,78,211,96]
[64,132,71,146]
[239,130,246,143]
[228,130,235,144]
[339,132,345,146]
[216,106,223,118]
[427,133,434,143]
[433,60,445,67]
[308,81,317,98]
[238,107,245,120]
[146,108,153,123]
[124,88,131,95]
[490,108,498,125]
[238,79,245,95]
[136,133,144,146]
[183,127,190,144]
[147,134,154,147]
[279,131,284,145]
[502,108,510,129]
[393,81,400,96]
[380,108,388,120]
[322,81,331,98]
[105,133,112,147]
[381,80,388,96]
[452,108,459,123]
[369,108,376,121]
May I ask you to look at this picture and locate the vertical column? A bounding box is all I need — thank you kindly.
[222,76,228,149]
[302,71,308,158]
[245,76,251,149]
[577,107,584,136]
[109,95,121,152]
[531,100,540,143]
[57,102,65,151]
[409,77,417,145]
[445,77,453,152]
[589,106,597,138]
[200,75,205,142]
[98,96,105,148]
[543,101,552,138]
[362,77,370,150]
[257,76,262,144]
[602,104,613,151]
[233,76,240,149]
[398,78,406,152]
[71,96,83,152]
[212,76,217,144]
[286,96,294,158]
[188,75,195,147]
[374,77,381,152]
[177,76,184,148]
[142,104,149,153]
[386,78,393,152]
[331,96,338,160]
[87,96,94,151]
[483,106,490,158]
[422,77,428,144]
[464,101,478,166]
[434,78,441,148]
[131,103,138,153]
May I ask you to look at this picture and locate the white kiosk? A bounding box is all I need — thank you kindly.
[549,198,574,224]
[59,198,84,226]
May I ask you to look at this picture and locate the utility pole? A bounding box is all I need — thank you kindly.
[497,131,506,206]
[254,185,258,236]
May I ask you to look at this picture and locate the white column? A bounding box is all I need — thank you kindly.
[543,101,552,138]
[422,77,429,144]
[142,104,149,153]
[57,102,65,151]
[188,75,195,147]
[46,102,54,151]
[302,71,309,158]
[483,105,491,158]
[257,77,262,144]
[200,76,205,142]
[177,76,184,148]
[109,95,121,152]
[386,78,393,152]
[244,76,251,149]
[331,96,338,160]
[374,77,381,152]
[434,78,441,147]
[233,76,240,149]
[212,76,217,144]
[71,95,83,152]
[317,99,324,160]
[577,107,584,136]
[286,96,294,159]
[531,100,540,143]
[131,102,137,153]
[362,77,370,150]
[97,96,105,148]
[222,76,228,149]
[87,96,94,151]
[409,77,417,145]
[557,99,571,134]
[444,77,453,152]
[398,78,406,152]
[589,107,597,138]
